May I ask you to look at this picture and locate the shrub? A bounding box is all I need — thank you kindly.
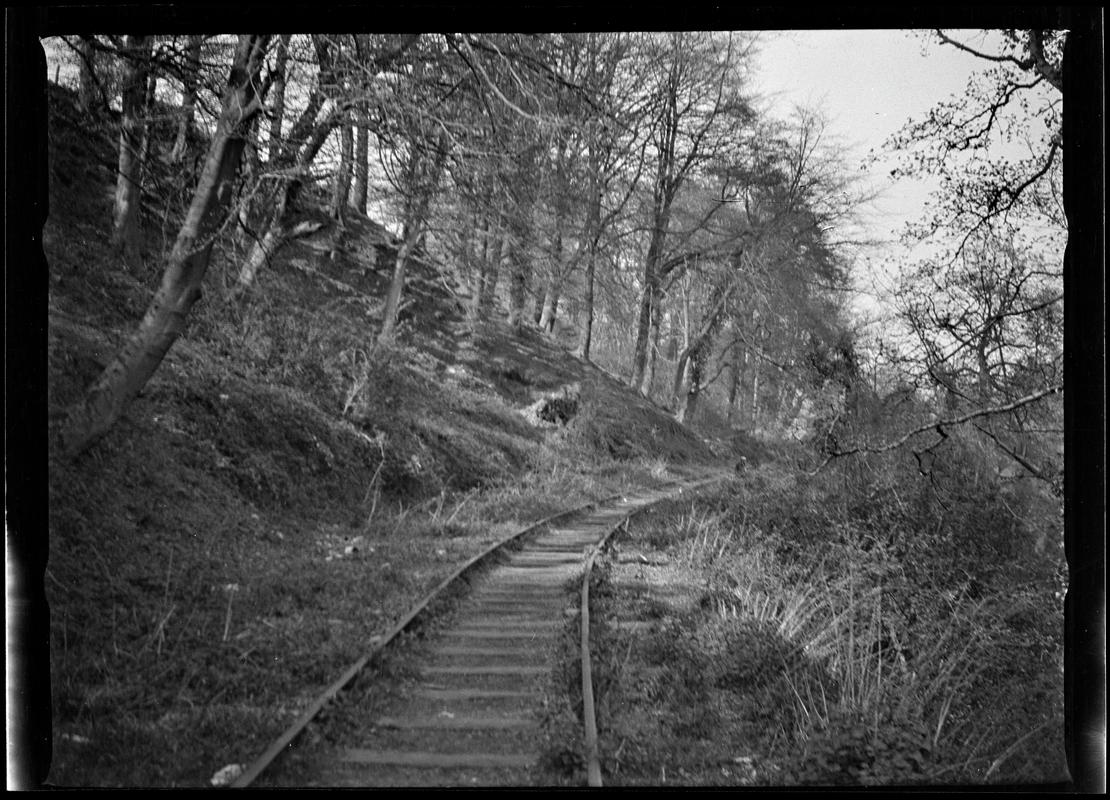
[790,706,934,786]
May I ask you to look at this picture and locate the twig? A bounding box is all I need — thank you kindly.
[221,585,240,642]
[983,720,1055,781]
[806,384,1062,474]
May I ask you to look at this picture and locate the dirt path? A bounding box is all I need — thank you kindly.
[258,484,703,787]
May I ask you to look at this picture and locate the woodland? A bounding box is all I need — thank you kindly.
[6,16,1102,789]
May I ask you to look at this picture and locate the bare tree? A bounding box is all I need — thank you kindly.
[235,34,419,294]
[61,35,273,458]
[627,32,754,395]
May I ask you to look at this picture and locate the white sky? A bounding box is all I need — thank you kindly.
[748,29,1032,324]
[750,29,993,244]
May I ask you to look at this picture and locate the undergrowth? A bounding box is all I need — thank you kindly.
[589,449,1066,787]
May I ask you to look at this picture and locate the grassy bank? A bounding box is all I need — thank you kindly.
[564,458,1066,787]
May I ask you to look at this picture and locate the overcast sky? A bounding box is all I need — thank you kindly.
[750,29,997,237]
[748,29,1030,320]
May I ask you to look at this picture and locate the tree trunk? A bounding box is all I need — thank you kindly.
[478,228,507,321]
[351,123,369,214]
[676,347,705,424]
[238,220,283,290]
[578,246,596,360]
[470,213,493,320]
[508,238,529,331]
[379,133,448,344]
[110,35,152,268]
[538,287,559,333]
[506,144,537,333]
[267,35,291,161]
[506,204,534,332]
[537,258,561,333]
[630,237,660,391]
[379,235,416,342]
[642,294,663,398]
[576,154,603,361]
[61,35,271,459]
[170,35,203,163]
[725,346,744,423]
[750,345,762,426]
[136,70,158,197]
[77,36,99,113]
[332,117,354,218]
[630,184,673,394]
[236,102,339,292]
[328,116,354,261]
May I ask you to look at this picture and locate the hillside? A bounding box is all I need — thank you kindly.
[43,82,722,786]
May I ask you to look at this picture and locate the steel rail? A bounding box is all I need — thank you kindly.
[230,479,697,788]
[576,474,729,787]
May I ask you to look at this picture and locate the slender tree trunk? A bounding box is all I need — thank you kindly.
[538,288,559,333]
[242,116,261,180]
[506,144,537,333]
[630,248,658,390]
[328,116,354,261]
[533,289,546,326]
[641,294,663,397]
[676,347,705,424]
[640,283,665,396]
[725,346,744,423]
[631,192,671,393]
[136,70,157,196]
[750,342,762,426]
[508,238,528,330]
[233,116,264,253]
[672,347,693,412]
[537,247,561,333]
[379,133,448,343]
[507,198,536,332]
[478,227,507,321]
[576,154,602,360]
[976,328,995,402]
[578,246,596,360]
[351,123,369,214]
[77,36,100,113]
[170,35,202,163]
[267,35,291,161]
[61,35,271,458]
[379,235,416,342]
[332,118,354,217]
[470,213,492,319]
[110,35,152,267]
[239,221,283,289]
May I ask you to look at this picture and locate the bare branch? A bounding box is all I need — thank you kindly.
[806,383,1063,473]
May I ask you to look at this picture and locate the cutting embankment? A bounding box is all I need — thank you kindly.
[43,83,720,787]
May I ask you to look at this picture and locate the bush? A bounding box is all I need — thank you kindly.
[791,706,934,786]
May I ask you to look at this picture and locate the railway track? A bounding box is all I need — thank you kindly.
[233,473,726,788]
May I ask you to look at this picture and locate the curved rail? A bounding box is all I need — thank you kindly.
[231,478,704,788]
[576,474,728,787]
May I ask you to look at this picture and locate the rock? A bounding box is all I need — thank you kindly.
[210,763,245,787]
[520,383,582,427]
